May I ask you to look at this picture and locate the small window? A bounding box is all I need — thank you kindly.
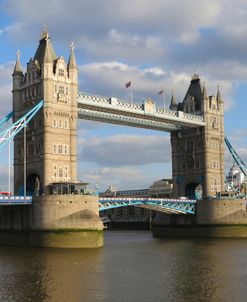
[58,145,63,154]
[53,119,57,128]
[58,69,64,77]
[58,168,63,177]
[53,144,57,154]
[64,120,68,129]
[59,86,64,94]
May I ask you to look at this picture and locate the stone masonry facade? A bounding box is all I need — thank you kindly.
[170,74,225,198]
[12,30,78,195]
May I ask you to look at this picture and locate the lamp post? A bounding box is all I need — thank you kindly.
[24,120,26,197]
[8,131,11,196]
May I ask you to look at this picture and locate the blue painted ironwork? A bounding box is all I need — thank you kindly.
[0,196,32,205]
[0,111,13,130]
[225,136,247,176]
[0,100,43,149]
[99,197,196,214]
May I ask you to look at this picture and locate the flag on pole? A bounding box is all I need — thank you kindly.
[125,81,131,88]
[158,89,164,95]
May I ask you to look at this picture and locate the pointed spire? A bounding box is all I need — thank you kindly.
[68,42,77,70]
[216,83,223,103]
[33,28,57,64]
[13,50,23,74]
[202,81,208,100]
[41,25,49,40]
[43,38,53,63]
[169,90,178,110]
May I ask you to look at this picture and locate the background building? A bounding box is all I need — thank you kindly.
[100,179,173,227]
[226,164,245,189]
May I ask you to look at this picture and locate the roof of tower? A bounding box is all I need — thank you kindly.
[33,29,57,64]
[216,85,223,103]
[184,73,203,110]
[169,90,177,110]
[202,82,209,100]
[67,42,77,69]
[13,50,23,74]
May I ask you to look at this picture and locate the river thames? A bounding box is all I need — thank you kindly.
[0,231,247,302]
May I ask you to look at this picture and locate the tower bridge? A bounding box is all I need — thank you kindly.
[1,29,246,248]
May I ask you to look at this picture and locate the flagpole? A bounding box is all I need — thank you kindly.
[130,85,133,104]
[163,90,165,111]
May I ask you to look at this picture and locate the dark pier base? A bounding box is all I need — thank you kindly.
[152,199,247,238]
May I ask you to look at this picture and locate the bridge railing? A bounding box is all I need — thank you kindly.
[0,196,32,205]
[99,197,197,203]
[77,92,205,125]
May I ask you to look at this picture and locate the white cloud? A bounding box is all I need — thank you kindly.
[0,162,13,192]
[80,134,170,166]
[78,60,234,111]
[78,162,169,191]
[0,62,14,118]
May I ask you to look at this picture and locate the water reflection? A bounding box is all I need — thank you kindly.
[0,247,104,302]
[1,232,247,302]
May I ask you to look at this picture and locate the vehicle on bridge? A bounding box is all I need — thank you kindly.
[0,191,12,196]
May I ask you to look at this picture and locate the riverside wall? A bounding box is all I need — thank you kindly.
[152,199,247,238]
[0,195,103,248]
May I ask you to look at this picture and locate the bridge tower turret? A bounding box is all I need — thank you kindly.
[12,29,78,195]
[171,74,225,199]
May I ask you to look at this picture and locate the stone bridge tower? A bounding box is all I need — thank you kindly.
[170,74,225,199]
[12,29,78,195]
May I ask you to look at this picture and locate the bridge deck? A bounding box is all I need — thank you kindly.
[99,197,196,214]
[0,196,32,205]
[77,92,205,132]
[0,196,196,215]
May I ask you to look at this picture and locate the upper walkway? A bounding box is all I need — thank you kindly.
[77,92,205,132]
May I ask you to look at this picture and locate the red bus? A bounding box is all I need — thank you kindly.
[0,192,12,196]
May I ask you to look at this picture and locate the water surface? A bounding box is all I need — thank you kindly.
[0,231,247,302]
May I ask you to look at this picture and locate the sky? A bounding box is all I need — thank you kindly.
[0,0,247,191]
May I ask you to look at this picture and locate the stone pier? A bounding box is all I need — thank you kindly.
[152,199,247,238]
[0,195,103,248]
